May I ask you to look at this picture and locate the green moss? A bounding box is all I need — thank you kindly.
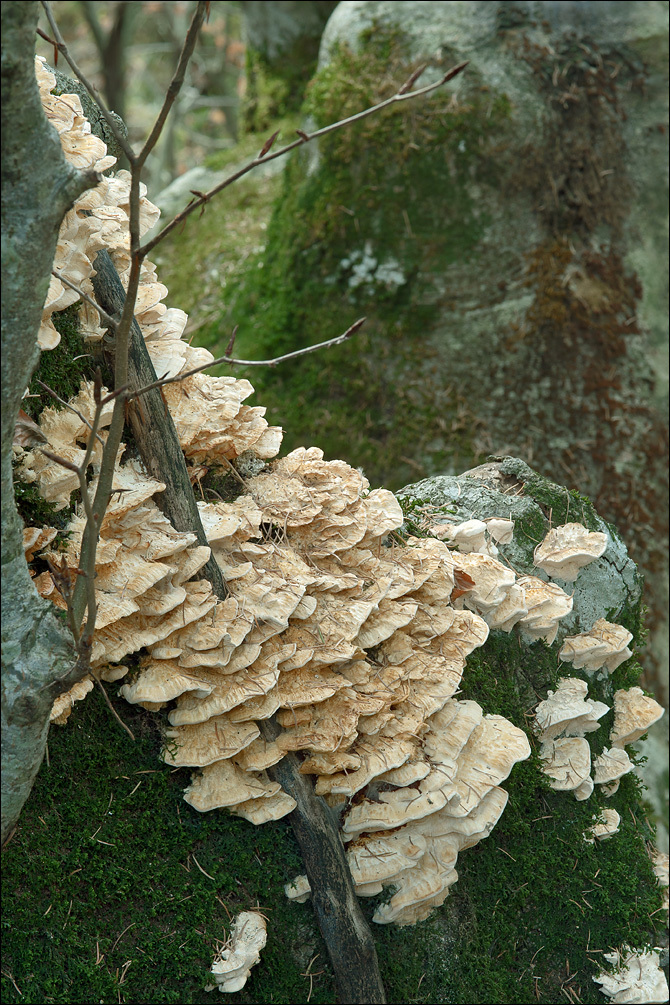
[499,455,604,534]
[24,305,97,420]
[3,608,663,1004]
[194,32,513,488]
[243,45,318,134]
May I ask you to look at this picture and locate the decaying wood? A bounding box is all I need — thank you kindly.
[90,249,227,599]
[260,718,387,1004]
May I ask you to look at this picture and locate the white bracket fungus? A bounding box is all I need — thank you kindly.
[49,677,94,726]
[516,576,574,644]
[610,687,665,748]
[209,912,267,994]
[593,947,669,1004]
[559,619,633,675]
[539,737,592,798]
[534,522,607,582]
[534,677,609,742]
[284,875,311,903]
[593,748,635,796]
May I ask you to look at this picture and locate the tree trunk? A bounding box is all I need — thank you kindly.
[1,1,101,845]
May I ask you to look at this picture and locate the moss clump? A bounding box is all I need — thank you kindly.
[24,305,97,421]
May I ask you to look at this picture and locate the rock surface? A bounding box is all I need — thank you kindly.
[230,0,668,709]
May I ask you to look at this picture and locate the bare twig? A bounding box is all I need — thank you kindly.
[139,60,468,257]
[91,670,136,741]
[51,269,117,330]
[40,2,135,162]
[136,2,208,170]
[128,317,367,399]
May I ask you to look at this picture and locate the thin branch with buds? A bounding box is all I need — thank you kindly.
[128,317,367,400]
[140,60,468,257]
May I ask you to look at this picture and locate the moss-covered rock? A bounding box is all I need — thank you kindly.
[3,460,666,1004]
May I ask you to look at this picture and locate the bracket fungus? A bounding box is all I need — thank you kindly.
[539,736,593,799]
[593,748,635,796]
[533,522,607,582]
[516,576,574,644]
[609,687,665,748]
[593,947,669,1004]
[209,911,267,994]
[534,677,609,742]
[559,619,634,675]
[31,66,641,945]
[49,677,94,726]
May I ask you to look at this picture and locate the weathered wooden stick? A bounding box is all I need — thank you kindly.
[90,249,227,599]
[92,250,383,1001]
[260,718,387,1004]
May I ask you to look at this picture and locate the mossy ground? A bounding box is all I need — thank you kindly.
[3,622,664,1004]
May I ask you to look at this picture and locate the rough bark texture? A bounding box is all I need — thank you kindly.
[1,1,100,844]
[91,250,227,600]
[261,719,387,1004]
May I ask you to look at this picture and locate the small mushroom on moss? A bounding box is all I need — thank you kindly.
[285,874,312,903]
[539,737,592,798]
[609,687,665,748]
[534,522,607,582]
[209,912,268,994]
[559,619,633,674]
[584,808,621,843]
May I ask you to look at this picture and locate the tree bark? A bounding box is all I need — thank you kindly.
[260,719,387,1004]
[1,1,101,845]
[91,249,227,600]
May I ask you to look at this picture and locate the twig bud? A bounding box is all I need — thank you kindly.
[258,130,280,158]
[398,64,428,95]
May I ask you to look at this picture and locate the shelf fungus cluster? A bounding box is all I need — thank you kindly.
[25,65,663,943]
[534,677,664,801]
[289,700,531,924]
[593,947,669,1004]
[119,447,533,903]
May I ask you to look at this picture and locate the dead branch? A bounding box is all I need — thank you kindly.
[51,269,116,329]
